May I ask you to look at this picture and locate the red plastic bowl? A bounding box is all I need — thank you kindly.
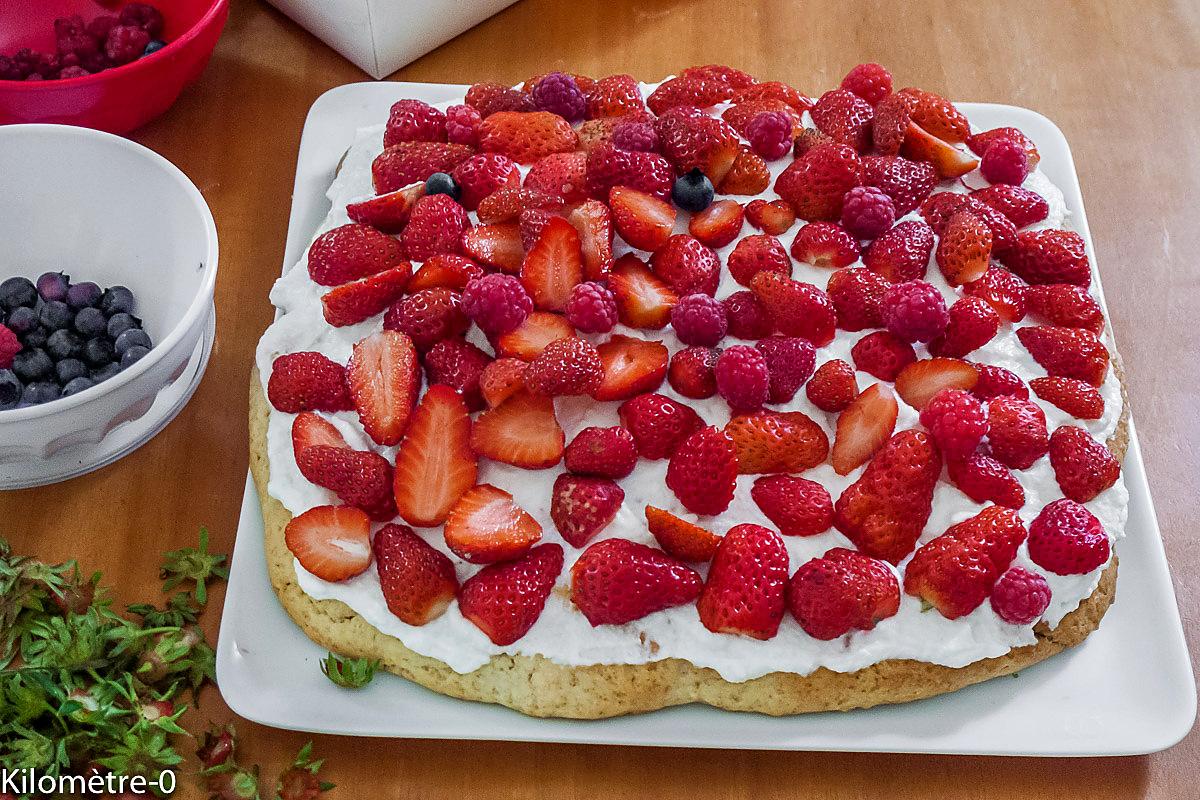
[0,0,228,134]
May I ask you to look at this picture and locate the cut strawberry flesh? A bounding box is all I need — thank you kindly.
[444,484,543,563]
[831,383,899,475]
[346,330,420,446]
[284,505,373,582]
[394,385,478,527]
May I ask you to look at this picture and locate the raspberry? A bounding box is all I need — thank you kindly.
[850,331,915,381]
[745,111,793,160]
[87,15,119,42]
[668,346,720,399]
[58,66,91,79]
[931,296,1000,357]
[118,3,164,37]
[1028,498,1110,575]
[524,336,603,397]
[0,325,19,370]
[840,63,893,105]
[562,281,616,333]
[424,338,491,411]
[531,72,587,123]
[715,345,771,411]
[882,280,949,342]
[104,25,149,66]
[670,293,727,346]
[462,274,533,335]
[989,567,1051,625]
[980,138,1029,186]
[564,426,638,478]
[267,352,352,413]
[722,291,773,340]
[919,388,988,458]
[610,120,659,153]
[790,222,860,269]
[384,99,448,147]
[755,335,815,403]
[445,104,482,147]
[840,185,896,239]
[972,363,1029,400]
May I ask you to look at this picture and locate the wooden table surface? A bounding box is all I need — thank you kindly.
[4,0,1198,796]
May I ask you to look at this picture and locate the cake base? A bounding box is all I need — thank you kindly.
[249,371,1123,719]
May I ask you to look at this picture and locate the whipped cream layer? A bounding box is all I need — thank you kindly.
[255,86,1128,683]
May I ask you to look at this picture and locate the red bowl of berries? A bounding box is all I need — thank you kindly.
[0,0,228,134]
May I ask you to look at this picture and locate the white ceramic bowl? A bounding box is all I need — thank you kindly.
[0,124,218,488]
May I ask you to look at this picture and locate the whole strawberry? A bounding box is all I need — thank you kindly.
[788,548,899,639]
[697,524,789,639]
[774,143,864,222]
[400,194,470,261]
[998,229,1091,286]
[267,352,352,413]
[571,538,703,625]
[307,223,406,287]
[986,395,1049,469]
[374,524,458,625]
[563,425,638,478]
[617,393,704,459]
[1028,498,1110,575]
[524,336,603,397]
[384,98,447,147]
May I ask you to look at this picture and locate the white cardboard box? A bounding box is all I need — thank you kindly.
[266,0,520,79]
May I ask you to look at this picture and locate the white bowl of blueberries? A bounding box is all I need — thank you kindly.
[0,124,218,488]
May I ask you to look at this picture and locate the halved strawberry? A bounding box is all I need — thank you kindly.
[284,505,372,581]
[591,335,669,401]
[476,186,564,224]
[493,311,574,360]
[478,111,579,163]
[346,184,424,234]
[1048,425,1120,502]
[569,200,614,281]
[458,544,564,645]
[550,473,625,548]
[519,216,583,311]
[617,392,704,459]
[295,445,397,521]
[689,199,745,248]
[730,80,812,112]
[666,426,738,516]
[970,184,1050,228]
[393,385,477,527]
[900,87,971,144]
[894,357,979,410]
[373,523,458,625]
[774,142,864,222]
[697,523,789,639]
[647,75,735,114]
[444,484,543,564]
[935,211,992,286]
[320,263,412,327]
[645,506,721,562]
[307,223,406,287]
[831,383,899,475]
[788,548,899,638]
[609,254,678,330]
[1025,284,1105,333]
[371,142,474,193]
[751,475,833,537]
[946,451,1025,509]
[524,151,589,203]
[750,271,837,346]
[462,223,524,273]
[724,411,829,474]
[1016,326,1110,386]
[810,88,874,151]
[655,107,742,184]
[1029,376,1104,420]
[570,538,703,625]
[963,267,1028,322]
[719,146,771,195]
[470,390,564,468]
[900,122,978,179]
[346,330,421,446]
[479,357,527,408]
[291,412,348,466]
[743,198,796,236]
[609,186,676,252]
[998,229,1091,287]
[407,254,485,292]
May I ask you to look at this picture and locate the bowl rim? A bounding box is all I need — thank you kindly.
[0,123,219,421]
[0,0,229,92]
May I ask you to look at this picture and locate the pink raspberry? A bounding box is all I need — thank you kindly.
[722,291,772,340]
[918,388,988,458]
[58,66,91,79]
[531,72,586,123]
[754,335,815,404]
[119,3,165,37]
[745,111,793,160]
[989,567,1051,625]
[972,363,1029,400]
[0,325,20,370]
[104,25,150,66]
[87,15,120,42]
[462,273,533,335]
[384,99,447,147]
[670,293,727,346]
[1028,498,1110,575]
[882,280,949,342]
[715,345,771,411]
[445,104,482,147]
[980,138,1029,186]
[565,281,618,333]
[610,120,659,153]
[840,185,896,239]
[840,63,893,105]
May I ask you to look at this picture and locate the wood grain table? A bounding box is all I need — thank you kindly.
[4,0,1198,796]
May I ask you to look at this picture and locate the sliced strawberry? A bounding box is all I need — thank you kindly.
[392,385,477,527]
[520,216,583,311]
[321,263,412,327]
[724,411,829,474]
[458,544,564,645]
[788,548,899,639]
[998,229,1091,286]
[609,186,676,252]
[568,199,614,282]
[894,357,979,410]
[899,121,978,179]
[689,199,745,248]
[743,198,796,236]
[963,266,1028,322]
[462,223,524,273]
[371,142,474,193]
[373,523,458,625]
[478,357,527,408]
[645,506,721,562]
[291,412,349,465]
[571,538,703,625]
[719,146,771,195]
[946,451,1025,509]
[470,390,564,468]
[407,253,485,293]
[493,311,574,360]
[591,334,669,401]
[346,184,424,234]
[697,523,789,639]
[476,186,564,224]
[444,483,543,563]
[936,211,992,286]
[550,473,625,548]
[1025,284,1105,333]
[750,271,837,346]
[831,383,899,475]
[346,330,421,446]
[1017,325,1110,386]
[609,254,678,330]
[524,151,589,203]
[284,505,372,582]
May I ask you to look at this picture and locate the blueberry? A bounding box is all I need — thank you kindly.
[21,381,60,405]
[424,172,461,200]
[55,358,89,384]
[39,300,74,331]
[120,345,150,369]
[62,376,96,397]
[99,286,136,316]
[74,306,108,338]
[36,272,70,303]
[143,39,167,56]
[106,312,140,339]
[0,277,37,311]
[46,329,84,360]
[671,168,715,213]
[66,281,102,310]
[0,370,21,409]
[91,362,122,383]
[12,348,53,382]
[82,338,115,367]
[114,328,152,355]
[5,306,38,335]
[22,327,48,350]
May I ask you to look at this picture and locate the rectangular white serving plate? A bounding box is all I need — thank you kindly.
[217,82,1196,755]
